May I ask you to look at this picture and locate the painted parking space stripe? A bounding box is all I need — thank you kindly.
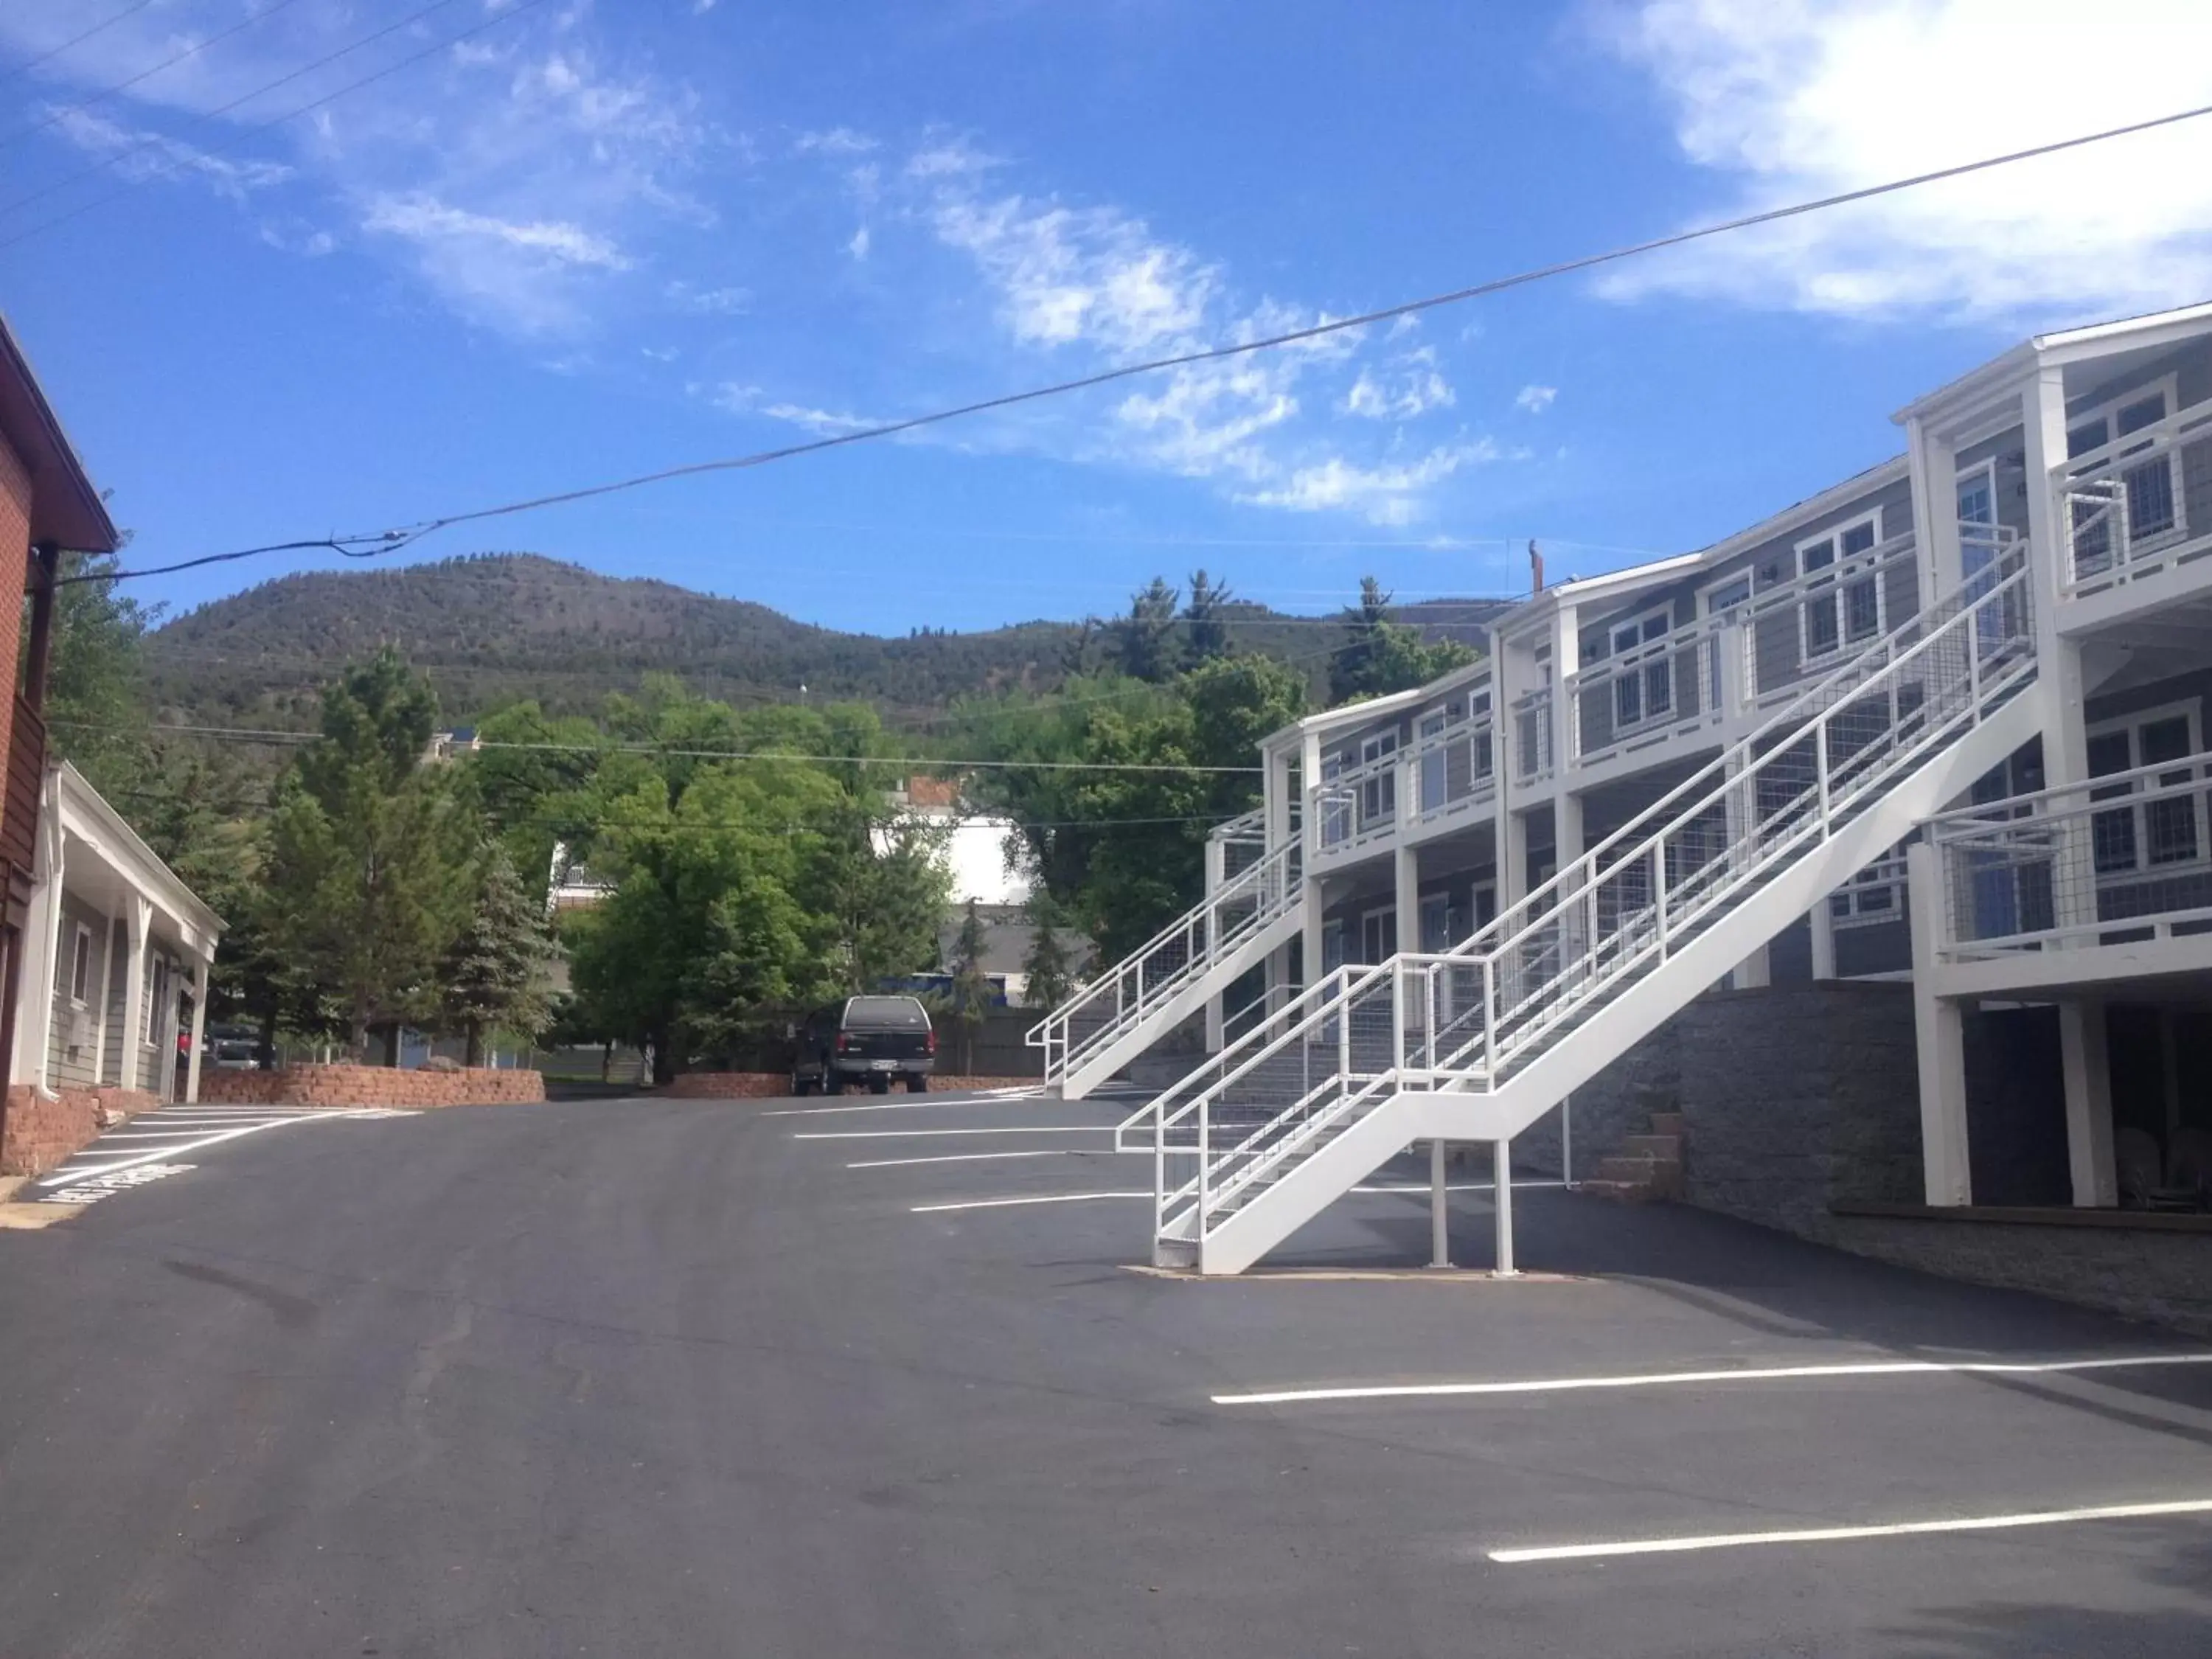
[764,1098,1075,1118]
[910,1180,1561,1214]
[847,1150,1107,1169]
[35,1106,421,1192]
[1486,1497,2212,1564]
[1211,1352,2212,1406]
[791,1127,1110,1140]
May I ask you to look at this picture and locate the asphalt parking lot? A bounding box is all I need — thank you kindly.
[0,1085,2208,1656]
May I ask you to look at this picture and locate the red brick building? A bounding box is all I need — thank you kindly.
[0,316,121,1146]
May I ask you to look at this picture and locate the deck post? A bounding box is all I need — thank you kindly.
[2059,1001,2117,1208]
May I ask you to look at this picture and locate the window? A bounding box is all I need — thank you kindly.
[1320,919,1346,974]
[1798,514,1881,660]
[1419,893,1453,953]
[2067,380,2181,568]
[1605,608,1674,730]
[1468,690,1495,782]
[1704,574,1751,616]
[1359,730,1399,825]
[1418,711,1449,813]
[66,923,92,1007]
[2088,706,2204,877]
[1359,907,1397,965]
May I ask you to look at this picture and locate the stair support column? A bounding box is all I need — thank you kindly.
[1492,1138,1517,1278]
[1906,841,1972,1206]
[1429,1138,1450,1268]
[2059,1001,2118,1208]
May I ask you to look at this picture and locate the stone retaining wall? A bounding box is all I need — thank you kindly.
[661,1073,1037,1099]
[1,1085,159,1176]
[198,1065,545,1109]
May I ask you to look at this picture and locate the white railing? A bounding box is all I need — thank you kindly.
[1828,850,1908,931]
[1738,530,1923,710]
[1209,807,1269,881]
[1568,629,1722,765]
[1411,711,1498,826]
[1028,835,1301,1085]
[1929,748,2212,959]
[1512,686,1554,784]
[2057,397,2212,597]
[1149,552,2037,1256]
[1310,748,1399,858]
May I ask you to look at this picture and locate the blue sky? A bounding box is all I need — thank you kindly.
[3,0,2212,636]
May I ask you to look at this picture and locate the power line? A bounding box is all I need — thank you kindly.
[47,720,1267,773]
[1,0,473,222]
[0,1,162,91]
[67,97,2212,585]
[0,0,313,152]
[0,0,556,258]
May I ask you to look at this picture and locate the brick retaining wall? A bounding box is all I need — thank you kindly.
[1,1085,159,1176]
[198,1065,545,1109]
[661,1073,1038,1099]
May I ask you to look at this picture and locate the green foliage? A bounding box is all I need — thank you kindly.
[42,551,159,801]
[959,653,1308,961]
[1114,576,1182,683]
[439,842,556,1065]
[1020,891,1078,1011]
[262,650,473,1054]
[1182,569,1234,662]
[541,689,949,1079]
[1329,576,1478,703]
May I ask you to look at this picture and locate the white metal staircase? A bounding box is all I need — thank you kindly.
[1028,821,1304,1099]
[1133,555,2043,1273]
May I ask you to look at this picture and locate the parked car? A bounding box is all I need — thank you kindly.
[791,996,935,1096]
[206,1022,263,1071]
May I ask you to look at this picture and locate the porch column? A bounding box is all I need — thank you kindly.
[1555,791,1585,966]
[1907,841,1970,1205]
[1492,1137,1518,1277]
[1394,843,1419,956]
[2019,367,2090,790]
[184,956,208,1105]
[19,786,64,1092]
[88,913,113,1088]
[1501,808,1532,909]
[1905,414,1964,611]
[1809,896,1838,981]
[117,896,150,1090]
[1203,834,1227,1051]
[2059,1001,2118,1208]
[1299,728,1325,993]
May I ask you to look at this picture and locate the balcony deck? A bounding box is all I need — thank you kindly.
[2055,394,2212,636]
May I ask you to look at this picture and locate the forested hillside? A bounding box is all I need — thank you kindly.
[145,554,1512,725]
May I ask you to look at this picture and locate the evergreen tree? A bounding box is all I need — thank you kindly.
[262,650,473,1061]
[1328,576,1476,703]
[1183,569,1234,661]
[1020,891,1077,1010]
[1115,577,1182,682]
[948,898,993,1073]
[440,841,556,1066]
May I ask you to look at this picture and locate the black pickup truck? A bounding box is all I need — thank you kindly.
[791,995,936,1095]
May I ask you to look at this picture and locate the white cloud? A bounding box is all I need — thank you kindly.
[795,126,877,156]
[52,106,291,200]
[366,194,631,268]
[666,280,751,314]
[1599,0,2212,320]
[1237,442,1503,526]
[848,225,871,260]
[713,383,880,434]
[1343,347,1456,420]
[906,136,999,178]
[1515,383,1557,414]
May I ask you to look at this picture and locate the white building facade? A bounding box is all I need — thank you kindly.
[1032,302,2212,1274]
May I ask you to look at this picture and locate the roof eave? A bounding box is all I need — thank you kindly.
[0,313,118,554]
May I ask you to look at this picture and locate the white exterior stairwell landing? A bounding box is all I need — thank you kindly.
[1028,819,1303,1100]
[1144,556,2042,1274]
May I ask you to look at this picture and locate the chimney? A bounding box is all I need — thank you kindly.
[1528,538,1545,595]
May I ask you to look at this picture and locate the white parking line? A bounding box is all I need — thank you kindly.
[847,1150,1096,1169]
[1488,1497,2212,1563]
[38,1114,345,1189]
[913,1192,1152,1213]
[764,1099,1064,1118]
[792,1127,1110,1141]
[1211,1352,2212,1406]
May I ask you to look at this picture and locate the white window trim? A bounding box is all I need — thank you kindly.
[1703,571,1753,616]
[1357,903,1397,965]
[68,922,93,1008]
[1795,510,1884,663]
[2086,700,2206,880]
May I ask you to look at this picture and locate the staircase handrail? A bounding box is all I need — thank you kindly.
[1026,833,1300,1066]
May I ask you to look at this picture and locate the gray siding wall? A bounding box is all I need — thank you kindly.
[44,893,113,1090]
[99,919,127,1088]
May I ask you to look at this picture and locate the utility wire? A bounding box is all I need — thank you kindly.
[47,720,1267,773]
[65,97,2212,586]
[0,1,163,91]
[0,0,313,151]
[0,0,556,257]
[0,0,473,221]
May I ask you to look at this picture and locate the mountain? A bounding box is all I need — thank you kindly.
[145,553,1512,725]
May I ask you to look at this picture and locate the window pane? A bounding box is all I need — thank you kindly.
[1646,661,1672,716]
[2068,417,2110,459]
[1840,521,1877,557]
[1806,594,1840,655]
[2087,731,2134,778]
[2146,796,2198,865]
[2118,394,2167,437]
[2093,807,2138,874]
[1642,614,1669,643]
[1613,625,1638,655]
[1615,675,1641,726]
[2126,458,2178,537]
[2141,717,2192,766]
[1801,539,1836,573]
[1472,732,1493,779]
[1845,577,1879,641]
